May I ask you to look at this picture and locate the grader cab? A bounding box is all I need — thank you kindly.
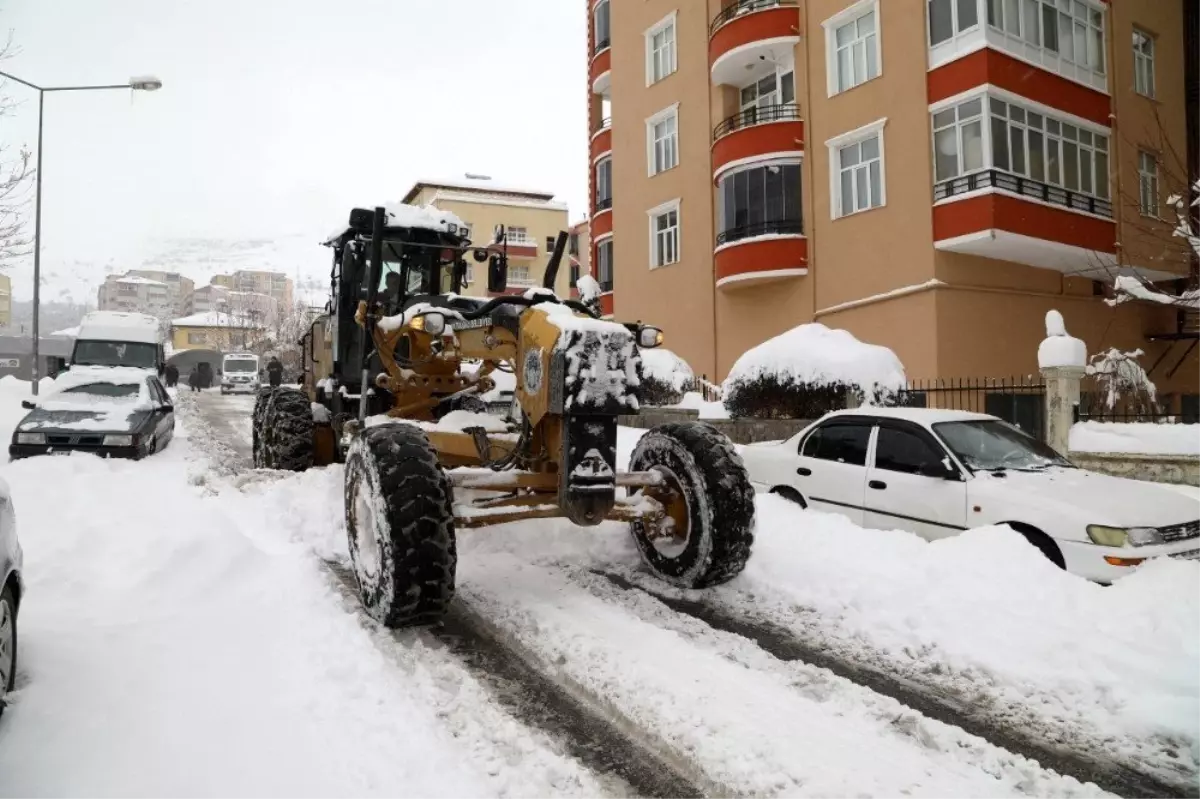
[252,205,755,628]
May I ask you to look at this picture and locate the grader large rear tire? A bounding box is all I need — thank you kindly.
[261,388,314,471]
[344,424,456,627]
[628,422,755,588]
[251,387,274,467]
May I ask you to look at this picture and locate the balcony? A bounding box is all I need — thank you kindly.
[590,117,612,163]
[712,103,803,178]
[932,169,1118,275]
[715,219,807,289]
[709,0,801,87]
[590,40,611,95]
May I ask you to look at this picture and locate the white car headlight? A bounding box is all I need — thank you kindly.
[103,434,135,447]
[1086,525,1128,547]
[16,432,45,445]
[1125,527,1163,547]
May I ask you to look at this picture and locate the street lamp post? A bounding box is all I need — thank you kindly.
[0,70,162,394]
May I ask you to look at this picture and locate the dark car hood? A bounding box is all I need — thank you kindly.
[17,406,149,434]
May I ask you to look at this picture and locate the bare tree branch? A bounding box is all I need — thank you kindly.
[0,29,33,268]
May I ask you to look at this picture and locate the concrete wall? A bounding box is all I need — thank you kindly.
[620,407,812,445]
[1069,451,1200,487]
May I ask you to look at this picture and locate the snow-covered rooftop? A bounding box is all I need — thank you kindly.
[171,311,263,328]
[113,275,167,287]
[402,176,555,203]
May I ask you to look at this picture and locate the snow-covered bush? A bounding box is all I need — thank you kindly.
[638,349,695,406]
[723,324,906,419]
[1085,348,1158,415]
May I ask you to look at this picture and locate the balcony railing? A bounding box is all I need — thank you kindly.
[593,37,610,56]
[710,0,799,38]
[934,169,1113,218]
[716,218,803,246]
[598,277,614,292]
[713,103,801,141]
[595,196,613,211]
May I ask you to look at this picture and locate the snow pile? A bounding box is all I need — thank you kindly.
[1110,275,1200,311]
[575,274,601,304]
[326,203,467,244]
[171,310,262,328]
[1038,310,1087,369]
[724,323,906,398]
[671,391,730,419]
[377,303,464,334]
[639,349,693,393]
[521,287,557,301]
[1070,422,1200,456]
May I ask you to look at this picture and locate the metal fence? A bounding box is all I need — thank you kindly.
[1076,378,1199,424]
[894,376,1047,440]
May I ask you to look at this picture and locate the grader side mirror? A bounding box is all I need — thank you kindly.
[488,253,509,294]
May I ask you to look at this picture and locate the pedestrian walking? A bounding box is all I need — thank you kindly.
[165,363,179,388]
[188,366,201,392]
[266,356,284,389]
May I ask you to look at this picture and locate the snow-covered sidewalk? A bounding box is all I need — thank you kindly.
[0,402,600,796]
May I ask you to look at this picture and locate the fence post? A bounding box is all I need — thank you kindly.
[1040,365,1085,456]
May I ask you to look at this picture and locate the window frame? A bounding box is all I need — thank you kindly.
[645,11,678,86]
[595,155,613,208]
[647,198,682,269]
[872,423,952,476]
[927,0,981,48]
[823,0,882,97]
[931,96,985,183]
[1137,149,1160,218]
[646,103,680,177]
[1132,27,1155,98]
[984,0,1106,77]
[717,159,804,243]
[800,419,874,467]
[826,117,888,219]
[594,236,614,291]
[592,0,611,55]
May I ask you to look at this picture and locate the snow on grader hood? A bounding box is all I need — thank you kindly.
[252,206,757,630]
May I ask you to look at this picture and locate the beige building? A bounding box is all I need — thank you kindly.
[588,0,1197,408]
[0,274,11,328]
[170,310,264,352]
[211,270,294,307]
[97,272,188,320]
[401,177,573,298]
[569,218,592,302]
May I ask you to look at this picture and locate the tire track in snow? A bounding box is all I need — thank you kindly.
[325,563,705,799]
[593,570,1194,799]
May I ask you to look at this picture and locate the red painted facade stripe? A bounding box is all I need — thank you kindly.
[932,194,1116,253]
[714,237,808,282]
[712,121,804,179]
[599,293,614,316]
[589,47,611,88]
[927,48,1110,126]
[709,7,801,67]
[590,209,612,238]
[590,127,612,164]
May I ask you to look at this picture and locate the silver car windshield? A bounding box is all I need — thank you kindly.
[933,420,1072,472]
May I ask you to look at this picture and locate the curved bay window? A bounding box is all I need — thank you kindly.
[717,162,803,245]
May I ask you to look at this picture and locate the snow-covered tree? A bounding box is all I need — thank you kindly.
[0,33,33,268]
[1085,348,1158,416]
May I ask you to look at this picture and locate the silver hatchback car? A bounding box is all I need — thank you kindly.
[0,476,22,715]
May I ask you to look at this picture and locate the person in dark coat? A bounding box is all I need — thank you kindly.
[164,363,179,388]
[188,366,201,392]
[266,356,284,388]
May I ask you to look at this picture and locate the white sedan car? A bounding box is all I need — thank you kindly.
[740,407,1200,582]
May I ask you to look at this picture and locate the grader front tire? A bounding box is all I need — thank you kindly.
[628,422,755,588]
[251,387,273,467]
[260,388,314,472]
[344,424,457,628]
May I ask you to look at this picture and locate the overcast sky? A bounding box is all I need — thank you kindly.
[0,0,588,301]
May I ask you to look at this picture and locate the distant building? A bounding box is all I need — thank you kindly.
[568,218,591,304]
[0,274,11,328]
[170,310,265,353]
[209,270,293,307]
[187,284,228,314]
[97,270,194,319]
[400,176,572,299]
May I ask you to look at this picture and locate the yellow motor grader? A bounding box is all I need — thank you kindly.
[253,206,755,627]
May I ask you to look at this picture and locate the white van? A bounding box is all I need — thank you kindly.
[221,353,260,395]
[70,311,165,375]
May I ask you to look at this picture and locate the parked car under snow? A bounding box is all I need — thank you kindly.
[0,475,20,716]
[740,407,1200,583]
[8,367,175,461]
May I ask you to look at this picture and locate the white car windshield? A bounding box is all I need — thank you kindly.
[933,420,1073,472]
[224,359,257,373]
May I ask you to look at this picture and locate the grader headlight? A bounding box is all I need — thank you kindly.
[637,326,664,349]
[410,312,447,336]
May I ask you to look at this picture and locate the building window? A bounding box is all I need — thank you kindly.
[986,0,1105,76]
[1133,28,1155,98]
[824,0,880,96]
[1138,150,1159,217]
[508,265,533,286]
[987,96,1109,199]
[646,13,677,85]
[932,97,984,182]
[739,65,796,122]
[827,119,887,218]
[718,162,803,244]
[546,236,557,253]
[646,105,679,176]
[928,0,979,45]
[568,233,579,257]
[506,226,532,246]
[595,156,613,210]
[595,238,614,291]
[648,200,680,268]
[570,261,580,288]
[593,0,610,54]
[187,332,207,345]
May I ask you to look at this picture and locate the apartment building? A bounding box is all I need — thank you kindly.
[588,0,1197,403]
[97,270,193,318]
[569,218,592,300]
[401,177,573,298]
[187,284,275,324]
[211,270,294,307]
[0,274,11,328]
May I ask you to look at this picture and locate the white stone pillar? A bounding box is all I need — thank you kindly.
[1040,365,1085,456]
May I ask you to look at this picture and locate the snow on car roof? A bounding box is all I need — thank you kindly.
[76,311,161,344]
[823,406,996,424]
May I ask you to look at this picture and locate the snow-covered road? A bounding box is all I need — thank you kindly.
[0,380,1195,797]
